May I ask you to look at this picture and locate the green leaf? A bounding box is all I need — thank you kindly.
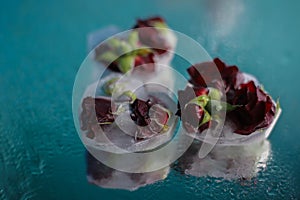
[98,121,113,125]
[187,95,210,108]
[132,47,153,56]
[208,87,222,100]
[118,55,134,73]
[107,38,121,49]
[207,100,240,112]
[224,102,240,112]
[276,98,281,113]
[152,22,169,35]
[97,51,118,63]
[199,109,211,127]
[185,95,211,127]
[111,104,126,115]
[107,38,132,55]
[121,90,137,103]
[128,31,139,46]
[102,77,119,95]
[118,40,132,55]
[152,21,168,29]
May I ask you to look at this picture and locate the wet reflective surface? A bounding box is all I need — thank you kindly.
[1,0,300,199]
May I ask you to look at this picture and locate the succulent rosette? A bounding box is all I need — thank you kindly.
[179,58,281,144]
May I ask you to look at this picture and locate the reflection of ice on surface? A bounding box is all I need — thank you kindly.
[175,140,271,180]
[86,152,169,191]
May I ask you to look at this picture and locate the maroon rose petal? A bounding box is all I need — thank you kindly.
[130,99,152,126]
[130,98,170,136]
[187,62,218,88]
[187,58,245,102]
[229,81,276,135]
[81,97,116,131]
[177,86,210,133]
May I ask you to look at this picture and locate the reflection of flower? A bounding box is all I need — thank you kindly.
[229,81,276,135]
[133,16,171,54]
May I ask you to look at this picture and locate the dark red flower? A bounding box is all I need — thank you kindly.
[95,43,156,73]
[187,61,219,88]
[194,86,210,97]
[129,98,169,128]
[129,98,171,138]
[133,16,170,54]
[81,97,116,131]
[187,58,244,101]
[229,81,276,135]
[130,99,152,126]
[214,58,244,92]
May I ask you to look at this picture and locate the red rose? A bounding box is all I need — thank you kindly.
[129,98,171,137]
[214,58,244,92]
[129,99,152,126]
[94,36,156,73]
[229,81,276,135]
[129,98,169,128]
[187,58,244,100]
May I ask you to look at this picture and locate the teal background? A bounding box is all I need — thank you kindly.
[1,0,300,199]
